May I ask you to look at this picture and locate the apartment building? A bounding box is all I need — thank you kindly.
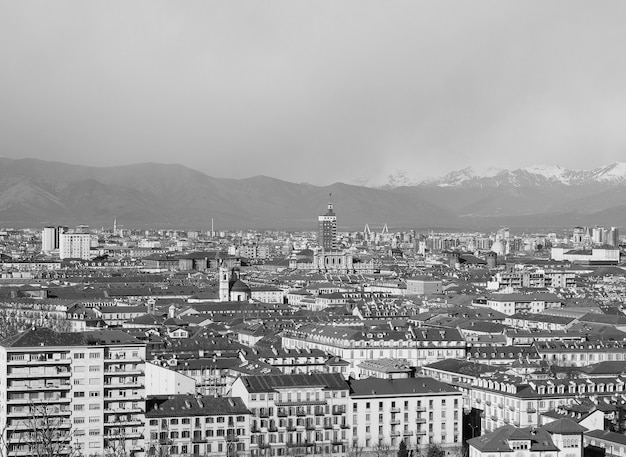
[0,328,146,457]
[282,325,465,376]
[422,359,626,434]
[144,395,251,457]
[348,377,462,453]
[231,373,350,457]
[469,418,585,457]
[59,232,92,260]
[534,341,626,367]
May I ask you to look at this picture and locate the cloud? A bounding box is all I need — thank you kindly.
[1,1,626,185]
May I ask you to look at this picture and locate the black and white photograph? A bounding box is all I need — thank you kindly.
[0,2,625,457]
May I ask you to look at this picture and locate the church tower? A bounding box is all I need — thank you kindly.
[219,267,231,302]
[318,195,338,251]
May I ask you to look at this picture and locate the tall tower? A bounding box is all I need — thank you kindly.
[219,267,231,302]
[318,195,338,251]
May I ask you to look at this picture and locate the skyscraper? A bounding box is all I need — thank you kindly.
[318,196,337,251]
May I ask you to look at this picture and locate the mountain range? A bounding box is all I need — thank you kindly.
[0,158,625,230]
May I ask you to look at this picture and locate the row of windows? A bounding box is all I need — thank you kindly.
[149,416,246,427]
[251,391,346,401]
[355,398,459,410]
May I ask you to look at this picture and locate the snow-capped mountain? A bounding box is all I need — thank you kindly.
[370,163,626,188]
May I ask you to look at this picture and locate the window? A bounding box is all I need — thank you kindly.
[74,353,85,359]
[74,405,84,411]
[74,392,85,398]
[89,404,100,410]
[89,353,100,359]
[89,366,100,372]
[74,418,85,424]
[89,391,100,397]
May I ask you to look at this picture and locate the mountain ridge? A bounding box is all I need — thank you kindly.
[0,158,625,229]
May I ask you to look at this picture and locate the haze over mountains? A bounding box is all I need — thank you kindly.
[0,158,625,230]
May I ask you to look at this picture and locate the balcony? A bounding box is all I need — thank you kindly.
[390,430,401,437]
[415,417,426,424]
[104,381,144,389]
[295,410,307,417]
[332,407,345,415]
[403,431,414,436]
[277,410,288,417]
[286,425,296,432]
[259,411,270,418]
[305,423,316,431]
[390,407,401,413]
[390,419,401,425]
[8,356,71,365]
[323,423,333,430]
[104,367,144,376]
[415,406,426,412]
[416,430,427,435]
[104,405,143,414]
[527,407,536,413]
[314,408,325,416]
[340,423,349,429]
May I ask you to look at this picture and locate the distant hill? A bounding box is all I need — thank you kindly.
[0,158,452,230]
[0,158,624,230]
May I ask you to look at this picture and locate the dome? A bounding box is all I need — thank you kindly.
[230,279,251,293]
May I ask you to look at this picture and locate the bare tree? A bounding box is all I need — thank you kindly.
[10,403,82,457]
[373,442,395,457]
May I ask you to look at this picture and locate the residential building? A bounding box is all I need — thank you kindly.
[0,328,146,457]
[348,377,463,452]
[231,373,350,456]
[282,325,466,377]
[145,395,251,457]
[59,232,92,260]
[469,419,585,457]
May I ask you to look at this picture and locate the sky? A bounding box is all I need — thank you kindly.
[1,1,626,186]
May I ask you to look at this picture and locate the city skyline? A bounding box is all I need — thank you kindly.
[2,1,626,185]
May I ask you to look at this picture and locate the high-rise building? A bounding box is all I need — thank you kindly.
[41,226,67,254]
[318,197,337,251]
[0,328,146,457]
[607,227,620,247]
[41,226,57,253]
[59,232,92,260]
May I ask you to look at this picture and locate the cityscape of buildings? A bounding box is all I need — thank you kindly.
[0,200,624,457]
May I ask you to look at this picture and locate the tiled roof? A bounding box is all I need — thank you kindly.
[1,328,143,348]
[469,425,559,452]
[145,395,250,417]
[239,372,348,393]
[348,377,460,397]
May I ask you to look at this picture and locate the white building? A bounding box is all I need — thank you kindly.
[0,328,146,457]
[469,419,584,457]
[348,377,463,453]
[59,232,92,260]
[231,372,350,456]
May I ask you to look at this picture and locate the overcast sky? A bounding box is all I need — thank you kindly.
[1,1,626,185]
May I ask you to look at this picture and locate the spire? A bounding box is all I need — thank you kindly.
[327,193,334,215]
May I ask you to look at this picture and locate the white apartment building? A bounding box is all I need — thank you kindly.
[59,232,92,260]
[347,377,463,453]
[0,328,146,457]
[144,395,251,457]
[231,373,351,457]
[282,325,466,377]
